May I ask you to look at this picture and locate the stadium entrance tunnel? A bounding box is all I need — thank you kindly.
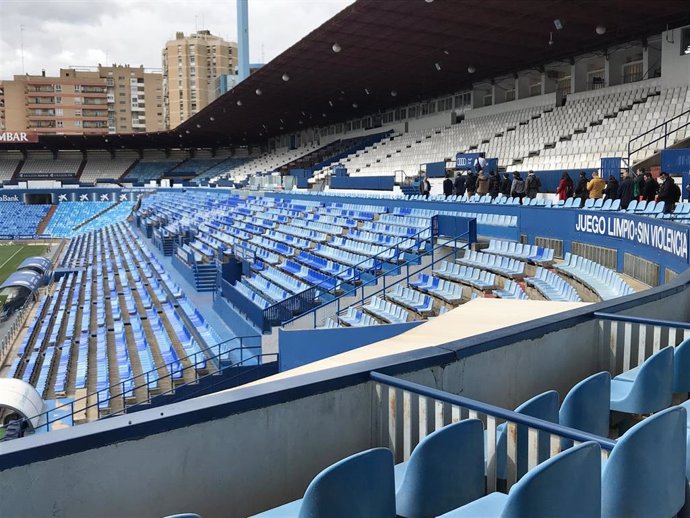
[0,270,42,321]
[24,193,51,205]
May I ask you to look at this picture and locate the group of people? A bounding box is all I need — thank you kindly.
[433,169,542,205]
[422,167,681,213]
[556,168,680,212]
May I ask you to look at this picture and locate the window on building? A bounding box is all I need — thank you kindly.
[57,121,63,128]
[75,120,81,127]
[54,84,62,92]
[56,97,62,104]
[681,27,690,55]
[55,108,63,116]
[74,110,81,116]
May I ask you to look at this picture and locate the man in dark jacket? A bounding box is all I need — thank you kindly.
[617,172,635,209]
[633,168,646,200]
[443,174,453,198]
[574,172,589,202]
[603,175,619,200]
[500,173,511,197]
[453,172,466,196]
[465,171,477,197]
[488,171,500,199]
[658,172,680,213]
[642,173,659,202]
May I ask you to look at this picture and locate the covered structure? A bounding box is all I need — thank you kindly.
[0,270,42,321]
[0,0,688,151]
[17,256,52,284]
[0,378,44,432]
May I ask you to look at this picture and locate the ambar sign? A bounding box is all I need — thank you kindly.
[0,132,39,143]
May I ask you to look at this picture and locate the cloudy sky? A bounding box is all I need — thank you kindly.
[0,0,354,78]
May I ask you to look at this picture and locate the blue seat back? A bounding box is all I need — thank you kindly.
[298,448,396,518]
[624,346,673,413]
[602,407,686,518]
[396,420,484,518]
[559,372,611,448]
[496,390,560,480]
[502,442,601,518]
[673,337,690,393]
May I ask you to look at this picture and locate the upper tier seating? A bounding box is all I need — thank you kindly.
[124,160,180,182]
[80,158,135,183]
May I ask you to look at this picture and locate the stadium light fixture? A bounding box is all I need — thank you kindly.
[364,88,370,95]
[467,65,476,73]
[209,116,215,121]
[596,25,606,35]
[425,0,434,3]
[196,124,201,128]
[255,88,262,95]
[434,62,442,71]
[352,102,358,108]
[553,19,563,30]
[391,90,398,97]
[236,100,243,106]
[332,42,342,53]
[282,74,290,81]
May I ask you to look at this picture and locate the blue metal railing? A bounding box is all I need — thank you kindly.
[0,333,265,437]
[260,224,435,329]
[370,371,616,451]
[594,311,690,330]
[627,108,690,165]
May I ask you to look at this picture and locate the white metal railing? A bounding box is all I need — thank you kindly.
[596,312,690,376]
[371,372,615,493]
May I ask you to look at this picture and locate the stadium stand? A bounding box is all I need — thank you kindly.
[0,202,50,237]
[79,151,138,183]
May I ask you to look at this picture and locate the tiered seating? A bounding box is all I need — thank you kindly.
[493,279,528,300]
[18,157,81,178]
[433,261,498,290]
[0,158,21,183]
[79,157,136,183]
[485,239,555,264]
[386,284,434,314]
[338,307,380,327]
[556,253,634,300]
[362,296,409,324]
[525,267,582,302]
[458,250,526,279]
[6,221,220,416]
[44,202,114,237]
[0,202,50,237]
[410,274,464,303]
[124,160,180,182]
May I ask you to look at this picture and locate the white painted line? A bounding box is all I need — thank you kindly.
[0,246,24,272]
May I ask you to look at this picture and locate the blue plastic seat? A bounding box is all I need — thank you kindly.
[609,347,673,414]
[440,442,602,518]
[250,448,396,518]
[559,372,611,448]
[493,391,560,480]
[602,406,686,518]
[395,420,484,518]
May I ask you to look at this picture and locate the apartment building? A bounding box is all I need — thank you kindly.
[0,65,164,135]
[162,30,238,128]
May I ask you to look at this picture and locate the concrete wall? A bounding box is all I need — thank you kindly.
[661,27,690,88]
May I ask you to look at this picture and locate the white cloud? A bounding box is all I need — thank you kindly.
[0,0,354,78]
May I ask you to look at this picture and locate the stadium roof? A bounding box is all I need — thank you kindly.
[4,0,690,151]
[0,271,43,293]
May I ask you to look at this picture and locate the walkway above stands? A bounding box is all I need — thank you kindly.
[242,298,588,379]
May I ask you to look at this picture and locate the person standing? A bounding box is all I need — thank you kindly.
[574,171,589,202]
[617,171,635,209]
[524,170,541,200]
[476,170,489,196]
[642,172,659,202]
[443,173,454,198]
[453,172,466,197]
[465,170,477,197]
[510,172,526,204]
[419,176,431,199]
[556,172,573,201]
[603,175,619,200]
[658,172,680,213]
[633,168,646,201]
[586,171,606,199]
[488,170,500,199]
[500,173,512,197]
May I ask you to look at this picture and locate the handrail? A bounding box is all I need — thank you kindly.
[593,311,690,331]
[627,107,690,165]
[0,333,262,437]
[282,228,471,329]
[370,371,617,451]
[261,223,433,323]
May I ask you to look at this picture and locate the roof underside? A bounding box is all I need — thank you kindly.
[5,0,690,151]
